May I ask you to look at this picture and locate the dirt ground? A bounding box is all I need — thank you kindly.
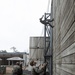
[6,66,13,74]
[0,66,13,75]
[0,66,26,75]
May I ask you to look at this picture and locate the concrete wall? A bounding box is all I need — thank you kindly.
[29,37,49,65]
[23,53,29,67]
[29,37,45,64]
[52,0,75,75]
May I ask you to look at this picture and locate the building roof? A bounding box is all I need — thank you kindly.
[7,57,24,61]
[0,52,29,58]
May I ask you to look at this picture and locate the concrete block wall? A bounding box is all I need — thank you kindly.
[52,0,75,75]
[29,37,44,61]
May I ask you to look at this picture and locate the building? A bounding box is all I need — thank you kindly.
[52,0,75,75]
[29,37,49,65]
[29,37,44,64]
[0,52,29,66]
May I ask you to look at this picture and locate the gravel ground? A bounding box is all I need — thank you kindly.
[3,66,29,75]
[4,66,13,75]
[0,66,30,75]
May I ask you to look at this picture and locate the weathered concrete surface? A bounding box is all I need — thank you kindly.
[53,0,75,75]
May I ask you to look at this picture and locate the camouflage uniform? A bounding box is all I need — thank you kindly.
[31,66,44,75]
[30,60,47,75]
[12,65,20,75]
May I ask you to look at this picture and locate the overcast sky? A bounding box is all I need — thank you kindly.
[0,0,51,53]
